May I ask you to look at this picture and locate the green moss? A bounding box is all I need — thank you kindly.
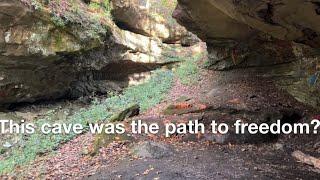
[109,104,140,122]
[89,0,112,18]
[53,32,63,49]
[160,0,177,8]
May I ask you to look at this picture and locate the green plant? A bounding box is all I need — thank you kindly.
[103,0,111,13]
[175,53,202,85]
[89,2,101,10]
[151,0,178,26]
[0,70,173,175]
[23,0,112,39]
[51,15,65,27]
[30,0,44,10]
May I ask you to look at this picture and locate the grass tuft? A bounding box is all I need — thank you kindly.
[175,53,202,85]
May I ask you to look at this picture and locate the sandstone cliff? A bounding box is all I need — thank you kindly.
[110,0,198,45]
[174,0,320,108]
[0,0,194,106]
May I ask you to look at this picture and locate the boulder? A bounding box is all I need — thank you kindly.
[110,0,198,45]
[109,104,140,122]
[131,141,175,159]
[91,132,134,156]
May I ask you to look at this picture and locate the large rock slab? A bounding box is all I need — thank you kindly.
[174,0,320,48]
[174,0,320,109]
[111,0,198,45]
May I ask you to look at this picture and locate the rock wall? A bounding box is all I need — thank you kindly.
[0,0,115,105]
[174,0,320,47]
[174,0,320,108]
[0,0,197,107]
[110,0,198,46]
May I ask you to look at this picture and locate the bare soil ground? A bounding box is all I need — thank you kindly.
[17,65,320,179]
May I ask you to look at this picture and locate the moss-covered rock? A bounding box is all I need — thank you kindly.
[109,104,140,122]
[90,132,133,156]
[90,121,134,156]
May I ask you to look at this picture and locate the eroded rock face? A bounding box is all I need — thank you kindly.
[174,0,320,47]
[0,0,164,106]
[110,0,198,45]
[174,0,320,108]
[112,27,163,63]
[0,0,114,105]
[1,0,108,56]
[0,0,199,107]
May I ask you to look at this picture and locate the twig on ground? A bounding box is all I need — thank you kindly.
[292,150,320,169]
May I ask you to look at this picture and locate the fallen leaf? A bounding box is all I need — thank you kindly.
[228,98,241,104]
[142,167,154,175]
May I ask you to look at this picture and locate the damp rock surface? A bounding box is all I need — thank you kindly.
[131,141,175,159]
[174,0,320,109]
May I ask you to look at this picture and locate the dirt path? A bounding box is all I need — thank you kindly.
[86,142,320,180]
[20,66,320,179]
[85,69,320,179]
